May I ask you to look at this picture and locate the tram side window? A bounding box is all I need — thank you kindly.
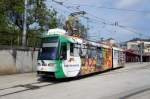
[70,43,74,56]
[74,44,80,57]
[97,48,102,66]
[87,48,92,58]
[60,43,67,60]
[87,46,96,58]
[91,48,97,58]
[79,45,87,57]
[70,43,80,57]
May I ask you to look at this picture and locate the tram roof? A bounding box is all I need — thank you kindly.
[112,47,124,51]
[63,35,111,48]
[44,29,123,49]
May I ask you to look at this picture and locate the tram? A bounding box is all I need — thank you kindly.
[37,28,125,78]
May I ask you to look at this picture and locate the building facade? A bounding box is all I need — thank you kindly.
[125,38,150,62]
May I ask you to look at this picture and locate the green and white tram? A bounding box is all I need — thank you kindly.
[37,29,125,79]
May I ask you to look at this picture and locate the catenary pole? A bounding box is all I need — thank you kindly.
[22,0,27,47]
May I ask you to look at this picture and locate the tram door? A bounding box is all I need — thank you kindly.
[113,49,119,68]
[60,43,67,60]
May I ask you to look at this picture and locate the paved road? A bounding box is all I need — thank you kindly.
[0,62,150,99]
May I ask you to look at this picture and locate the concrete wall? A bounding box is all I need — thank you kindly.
[0,47,38,75]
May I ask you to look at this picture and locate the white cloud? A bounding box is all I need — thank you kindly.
[116,0,141,8]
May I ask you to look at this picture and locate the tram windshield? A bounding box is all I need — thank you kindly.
[38,37,59,60]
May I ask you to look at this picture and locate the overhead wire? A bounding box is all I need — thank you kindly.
[66,3,150,14]
[51,0,148,39]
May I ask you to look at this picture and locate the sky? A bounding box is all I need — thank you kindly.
[46,0,150,42]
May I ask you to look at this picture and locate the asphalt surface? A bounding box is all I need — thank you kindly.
[0,62,150,99]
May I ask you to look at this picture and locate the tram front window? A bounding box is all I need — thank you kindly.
[38,36,59,60]
[38,47,58,60]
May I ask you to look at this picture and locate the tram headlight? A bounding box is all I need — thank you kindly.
[37,63,41,66]
[48,63,55,67]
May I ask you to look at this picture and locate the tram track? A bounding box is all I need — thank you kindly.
[93,63,150,77]
[0,63,149,97]
[0,81,41,91]
[0,79,60,97]
[0,76,77,97]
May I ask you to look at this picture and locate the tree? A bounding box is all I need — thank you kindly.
[0,0,58,46]
[64,15,87,39]
[74,20,87,39]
